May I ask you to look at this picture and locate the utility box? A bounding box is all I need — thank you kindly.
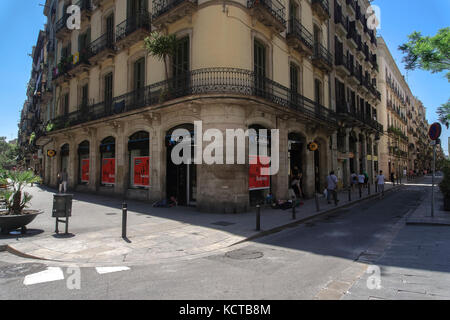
[52,194,73,218]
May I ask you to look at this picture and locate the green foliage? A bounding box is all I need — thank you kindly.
[0,137,19,171]
[437,100,450,129]
[29,132,36,144]
[144,32,178,81]
[0,170,41,215]
[46,122,54,132]
[439,159,450,198]
[399,27,450,81]
[388,126,408,141]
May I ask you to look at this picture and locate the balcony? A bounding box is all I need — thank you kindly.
[346,0,356,15]
[247,0,286,33]
[49,67,337,131]
[312,0,330,21]
[55,14,70,40]
[347,21,357,49]
[347,63,359,85]
[152,0,198,27]
[115,11,151,49]
[334,1,348,37]
[87,33,116,65]
[312,44,333,72]
[286,18,313,56]
[68,50,91,76]
[75,0,93,24]
[335,52,350,77]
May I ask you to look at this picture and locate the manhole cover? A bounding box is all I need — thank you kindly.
[225,249,263,260]
[211,221,236,226]
[0,263,47,279]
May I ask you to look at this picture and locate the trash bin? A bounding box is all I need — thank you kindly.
[52,194,73,234]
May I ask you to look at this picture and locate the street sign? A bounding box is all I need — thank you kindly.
[307,142,318,151]
[428,122,442,141]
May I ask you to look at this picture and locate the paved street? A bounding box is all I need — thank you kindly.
[1,177,448,299]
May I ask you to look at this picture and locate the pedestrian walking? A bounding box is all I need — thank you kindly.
[350,172,358,190]
[376,170,385,199]
[58,168,68,194]
[390,172,395,185]
[358,171,365,193]
[326,171,339,206]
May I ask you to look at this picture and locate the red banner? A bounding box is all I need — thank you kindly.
[101,158,115,185]
[133,156,150,187]
[249,155,270,190]
[81,159,89,183]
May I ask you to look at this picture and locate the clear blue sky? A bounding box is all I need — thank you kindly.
[0,0,449,155]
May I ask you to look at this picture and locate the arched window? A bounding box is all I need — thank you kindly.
[128,131,149,188]
[100,136,115,186]
[78,140,89,184]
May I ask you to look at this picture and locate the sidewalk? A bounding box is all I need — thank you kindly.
[406,175,450,225]
[1,181,400,266]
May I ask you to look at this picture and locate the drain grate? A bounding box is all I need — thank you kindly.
[225,249,263,260]
[211,221,236,227]
[0,263,47,279]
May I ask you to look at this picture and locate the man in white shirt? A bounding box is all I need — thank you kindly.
[326,171,339,205]
[376,170,385,198]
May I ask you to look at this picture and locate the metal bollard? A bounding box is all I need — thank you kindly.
[256,205,261,231]
[348,187,351,202]
[368,182,371,195]
[292,202,296,220]
[315,193,320,212]
[375,183,378,193]
[122,202,127,239]
[359,186,362,198]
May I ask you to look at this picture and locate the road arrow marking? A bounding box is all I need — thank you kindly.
[95,266,130,274]
[23,267,64,286]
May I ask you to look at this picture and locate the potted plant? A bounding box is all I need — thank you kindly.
[0,170,43,234]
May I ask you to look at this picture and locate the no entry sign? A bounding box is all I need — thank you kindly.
[428,122,442,141]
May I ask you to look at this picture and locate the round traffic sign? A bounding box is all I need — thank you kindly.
[428,122,442,141]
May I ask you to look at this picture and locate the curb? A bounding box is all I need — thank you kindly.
[234,184,404,245]
[0,244,6,252]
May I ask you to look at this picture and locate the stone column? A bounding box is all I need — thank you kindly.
[114,123,127,196]
[88,129,98,192]
[273,118,289,201]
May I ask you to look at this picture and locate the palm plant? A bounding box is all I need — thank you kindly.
[0,170,41,215]
[144,31,178,83]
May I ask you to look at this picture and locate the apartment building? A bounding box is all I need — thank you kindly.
[22,0,344,213]
[331,0,382,186]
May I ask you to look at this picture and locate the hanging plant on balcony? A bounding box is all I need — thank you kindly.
[29,132,36,145]
[144,32,178,101]
[46,122,54,132]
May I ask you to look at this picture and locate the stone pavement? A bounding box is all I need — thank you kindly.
[406,175,450,225]
[1,181,399,267]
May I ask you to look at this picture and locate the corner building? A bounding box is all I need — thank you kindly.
[37,0,350,212]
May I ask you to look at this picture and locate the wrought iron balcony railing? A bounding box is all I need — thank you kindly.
[55,14,69,34]
[313,43,333,68]
[116,11,151,42]
[247,0,286,27]
[334,2,348,32]
[50,68,337,131]
[152,0,197,20]
[287,18,313,49]
[312,0,330,17]
[87,33,115,58]
[75,0,92,12]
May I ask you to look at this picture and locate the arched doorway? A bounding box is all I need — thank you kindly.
[60,144,69,172]
[288,132,306,193]
[78,140,89,185]
[166,124,196,206]
[100,136,115,186]
[128,131,150,188]
[249,124,271,206]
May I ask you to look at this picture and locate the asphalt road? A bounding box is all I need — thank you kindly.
[0,184,439,300]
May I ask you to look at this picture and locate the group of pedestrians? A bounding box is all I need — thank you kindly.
[325,169,387,205]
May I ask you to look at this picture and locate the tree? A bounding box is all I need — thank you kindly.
[437,100,450,129]
[144,32,178,82]
[399,27,450,81]
[0,170,41,215]
[0,137,19,170]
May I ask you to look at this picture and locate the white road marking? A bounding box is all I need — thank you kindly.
[23,267,65,286]
[95,266,130,274]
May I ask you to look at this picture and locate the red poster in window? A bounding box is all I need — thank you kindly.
[248,155,270,191]
[133,156,150,187]
[101,158,115,185]
[81,159,89,183]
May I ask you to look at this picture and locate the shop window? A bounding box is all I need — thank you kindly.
[128,131,150,188]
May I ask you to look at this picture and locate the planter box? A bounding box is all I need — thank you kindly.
[0,210,43,234]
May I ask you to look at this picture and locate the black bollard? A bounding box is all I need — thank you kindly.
[359,185,362,198]
[348,187,351,202]
[256,205,261,231]
[292,202,296,220]
[122,202,128,239]
[315,193,320,212]
[368,182,371,195]
[375,182,378,193]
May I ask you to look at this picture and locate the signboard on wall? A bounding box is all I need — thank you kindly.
[133,156,150,187]
[249,155,270,191]
[81,159,89,183]
[101,158,115,185]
